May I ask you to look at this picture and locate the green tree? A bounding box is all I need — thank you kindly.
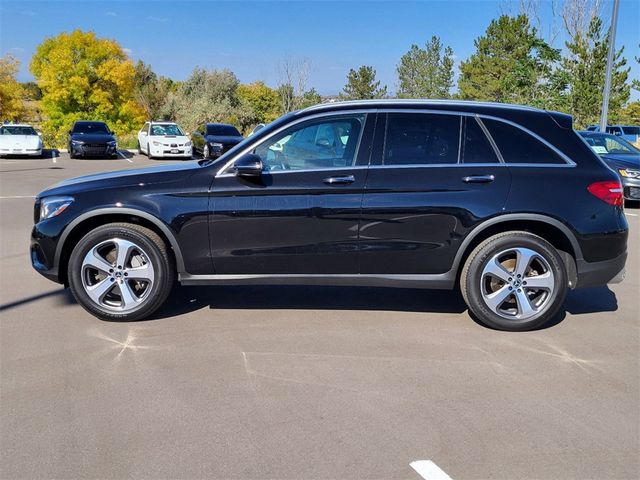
[558,17,630,128]
[297,88,322,109]
[0,55,25,122]
[133,60,173,121]
[458,15,560,107]
[30,30,145,147]
[340,65,387,100]
[397,36,455,98]
[237,81,280,124]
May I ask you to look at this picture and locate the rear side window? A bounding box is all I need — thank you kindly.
[481,118,566,164]
[622,126,640,135]
[461,117,499,164]
[383,113,460,165]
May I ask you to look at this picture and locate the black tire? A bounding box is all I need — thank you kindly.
[147,143,153,159]
[137,141,142,155]
[67,223,174,321]
[460,231,568,331]
[69,147,77,159]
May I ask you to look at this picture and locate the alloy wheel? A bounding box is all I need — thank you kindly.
[480,247,555,321]
[80,238,155,312]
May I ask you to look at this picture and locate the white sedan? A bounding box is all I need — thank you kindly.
[137,121,192,159]
[0,124,43,157]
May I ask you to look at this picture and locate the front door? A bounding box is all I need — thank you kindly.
[209,112,375,274]
[360,112,512,274]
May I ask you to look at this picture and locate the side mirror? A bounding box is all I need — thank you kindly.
[233,153,262,177]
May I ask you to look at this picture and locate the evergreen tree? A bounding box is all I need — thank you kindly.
[397,36,454,98]
[340,66,387,100]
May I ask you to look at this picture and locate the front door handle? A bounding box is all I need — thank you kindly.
[323,175,355,185]
[462,174,495,184]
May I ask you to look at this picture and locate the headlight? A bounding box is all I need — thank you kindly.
[152,141,162,146]
[71,140,83,146]
[40,196,74,221]
[211,142,223,149]
[185,141,192,147]
[107,140,117,146]
[619,168,640,179]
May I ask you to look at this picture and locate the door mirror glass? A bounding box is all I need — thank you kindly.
[233,153,262,177]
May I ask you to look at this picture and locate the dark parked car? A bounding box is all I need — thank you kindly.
[579,131,640,201]
[191,123,244,159]
[586,124,640,145]
[67,121,117,159]
[31,100,628,331]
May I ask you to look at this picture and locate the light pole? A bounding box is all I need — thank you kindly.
[599,0,620,131]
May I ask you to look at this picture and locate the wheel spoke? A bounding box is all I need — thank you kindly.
[483,258,512,283]
[514,289,535,318]
[83,250,113,274]
[118,281,139,309]
[514,248,537,278]
[114,239,135,268]
[127,263,154,282]
[86,278,115,304]
[484,284,512,313]
[523,271,554,291]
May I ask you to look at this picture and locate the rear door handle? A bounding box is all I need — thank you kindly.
[462,174,495,184]
[323,175,355,185]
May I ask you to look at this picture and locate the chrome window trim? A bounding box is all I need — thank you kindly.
[474,115,504,163]
[215,109,376,177]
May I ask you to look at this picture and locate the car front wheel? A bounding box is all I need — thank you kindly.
[68,223,174,321]
[460,231,568,331]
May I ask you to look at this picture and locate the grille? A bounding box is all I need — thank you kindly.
[82,145,108,156]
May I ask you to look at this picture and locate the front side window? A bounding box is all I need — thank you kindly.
[481,118,566,164]
[622,126,640,135]
[253,115,364,172]
[383,113,460,165]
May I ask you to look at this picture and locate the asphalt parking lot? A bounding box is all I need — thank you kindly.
[1,151,639,480]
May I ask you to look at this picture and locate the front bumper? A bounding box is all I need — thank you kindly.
[71,143,117,157]
[149,146,193,158]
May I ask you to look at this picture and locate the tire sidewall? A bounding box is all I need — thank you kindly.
[68,225,170,320]
[464,233,568,331]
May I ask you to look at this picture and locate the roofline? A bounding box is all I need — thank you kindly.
[300,98,550,114]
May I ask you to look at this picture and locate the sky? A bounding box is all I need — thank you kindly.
[1,0,639,99]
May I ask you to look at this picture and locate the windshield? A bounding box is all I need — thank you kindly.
[0,126,38,135]
[73,123,110,134]
[622,126,640,135]
[151,124,184,136]
[582,133,640,155]
[207,125,241,136]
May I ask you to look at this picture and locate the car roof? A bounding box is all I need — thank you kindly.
[206,123,236,127]
[149,121,177,125]
[1,123,33,127]
[74,120,107,125]
[297,99,573,129]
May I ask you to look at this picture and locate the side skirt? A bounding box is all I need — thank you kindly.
[178,273,455,290]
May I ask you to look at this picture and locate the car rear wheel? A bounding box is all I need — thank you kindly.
[460,231,568,331]
[137,141,142,155]
[68,223,174,321]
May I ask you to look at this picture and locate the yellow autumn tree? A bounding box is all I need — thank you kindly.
[0,55,25,122]
[30,30,145,147]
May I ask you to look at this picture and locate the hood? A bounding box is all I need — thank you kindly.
[69,132,115,143]
[148,135,190,145]
[0,135,41,148]
[38,160,201,198]
[601,153,640,170]
[205,134,244,145]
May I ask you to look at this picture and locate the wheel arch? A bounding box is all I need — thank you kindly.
[453,214,582,289]
[55,208,185,285]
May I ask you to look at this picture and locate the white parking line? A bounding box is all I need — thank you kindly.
[410,460,453,480]
[625,212,637,217]
[118,150,132,162]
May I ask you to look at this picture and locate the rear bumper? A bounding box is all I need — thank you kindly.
[575,250,627,288]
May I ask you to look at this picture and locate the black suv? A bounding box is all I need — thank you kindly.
[31,100,628,331]
[68,121,118,159]
[191,123,244,159]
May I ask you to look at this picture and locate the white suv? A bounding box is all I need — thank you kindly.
[138,121,192,159]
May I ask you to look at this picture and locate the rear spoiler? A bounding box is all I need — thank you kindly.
[546,110,573,129]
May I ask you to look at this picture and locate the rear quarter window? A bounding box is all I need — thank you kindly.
[481,118,567,165]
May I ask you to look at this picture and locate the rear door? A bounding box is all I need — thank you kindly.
[360,112,512,275]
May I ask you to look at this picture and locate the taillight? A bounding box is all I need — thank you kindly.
[587,181,623,206]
